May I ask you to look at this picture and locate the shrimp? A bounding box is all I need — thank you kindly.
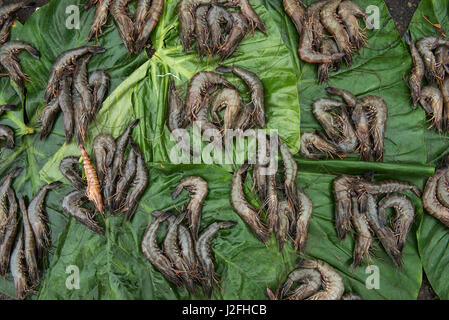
[283,0,305,35]
[0,189,18,276]
[10,228,27,300]
[436,168,449,208]
[378,193,414,252]
[276,200,290,252]
[59,156,85,191]
[88,70,109,117]
[416,36,449,83]
[62,190,104,235]
[87,0,113,41]
[320,0,353,65]
[141,210,182,287]
[351,196,372,269]
[185,71,235,122]
[265,173,278,233]
[281,268,321,300]
[312,98,345,139]
[194,103,223,150]
[93,133,116,183]
[359,95,388,161]
[334,106,358,154]
[215,65,265,127]
[122,142,149,221]
[0,124,14,149]
[299,132,340,159]
[73,54,93,121]
[317,39,341,84]
[0,104,16,117]
[279,138,299,212]
[134,0,165,53]
[230,163,269,243]
[44,46,105,102]
[0,167,22,229]
[0,0,33,25]
[210,88,242,129]
[39,98,60,140]
[57,76,74,144]
[73,87,89,144]
[178,221,199,275]
[114,147,136,210]
[228,0,265,34]
[435,45,449,78]
[295,186,313,253]
[206,4,233,53]
[364,193,402,268]
[195,220,236,298]
[164,212,197,294]
[19,195,39,286]
[440,78,449,131]
[111,119,140,178]
[325,86,358,107]
[306,0,327,50]
[404,32,424,107]
[195,5,211,58]
[338,0,368,50]
[0,40,40,93]
[420,86,443,131]
[79,144,103,215]
[352,104,372,161]
[110,0,134,52]
[234,102,254,130]
[299,259,344,300]
[252,164,267,203]
[171,176,208,240]
[219,12,248,61]
[27,182,61,260]
[358,179,421,197]
[423,169,449,228]
[134,0,152,37]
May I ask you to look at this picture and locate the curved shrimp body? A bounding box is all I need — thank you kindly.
[416,36,449,83]
[0,124,14,149]
[210,88,242,129]
[134,0,152,35]
[73,54,93,119]
[283,0,305,35]
[436,168,449,208]
[110,0,134,52]
[306,0,327,51]
[358,95,388,161]
[359,179,421,197]
[44,46,105,102]
[58,76,74,144]
[0,0,33,24]
[378,193,414,252]
[0,189,18,276]
[351,196,372,269]
[60,156,85,191]
[195,5,211,58]
[0,167,22,228]
[295,186,313,253]
[186,71,235,122]
[79,144,103,214]
[338,0,367,50]
[134,0,165,53]
[333,174,361,239]
[123,142,149,221]
[93,133,116,183]
[219,12,248,62]
[195,220,236,298]
[72,88,89,145]
[299,259,344,300]
[171,176,208,240]
[334,105,358,154]
[279,139,299,212]
[62,190,104,235]
[317,39,341,84]
[39,98,60,140]
[178,0,228,51]
[320,0,352,65]
[215,65,265,127]
[276,200,291,252]
[325,86,358,107]
[164,212,196,294]
[10,228,27,300]
[111,119,140,179]
[114,148,137,210]
[207,5,233,54]
[423,169,449,228]
[142,211,182,287]
[178,222,198,273]
[234,102,254,130]
[27,182,61,260]
[312,98,345,139]
[87,0,113,41]
[299,132,340,159]
[435,45,449,79]
[352,104,372,161]
[404,32,424,107]
[229,0,265,34]
[364,193,402,268]
[281,268,321,300]
[420,86,443,131]
[230,163,269,243]
[18,195,40,286]
[88,70,109,116]
[0,40,40,93]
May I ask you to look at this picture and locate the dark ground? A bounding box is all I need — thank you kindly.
[0,0,440,301]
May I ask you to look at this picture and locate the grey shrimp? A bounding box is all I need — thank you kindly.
[299,259,344,300]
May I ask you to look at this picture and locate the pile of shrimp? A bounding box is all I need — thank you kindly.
[0,1,41,93]
[231,136,314,253]
[300,86,388,162]
[405,32,449,132]
[167,65,265,155]
[39,46,109,144]
[178,0,266,61]
[85,0,164,55]
[283,0,371,84]
[142,176,236,298]
[333,173,420,269]
[60,120,148,234]
[423,157,449,229]
[0,167,61,300]
[267,259,361,300]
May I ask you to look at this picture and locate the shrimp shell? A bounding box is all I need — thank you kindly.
[0,189,18,276]
[299,259,344,300]
[351,196,372,269]
[10,228,27,300]
[80,144,103,214]
[404,32,424,107]
[281,268,321,300]
[423,169,449,228]
[295,186,313,253]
